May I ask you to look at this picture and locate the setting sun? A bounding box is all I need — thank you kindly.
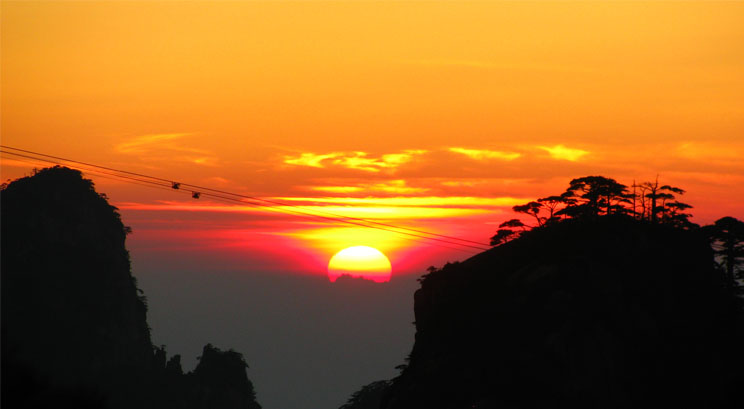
[328,246,392,283]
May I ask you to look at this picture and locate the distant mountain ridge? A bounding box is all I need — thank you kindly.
[381,217,744,409]
[1,166,262,409]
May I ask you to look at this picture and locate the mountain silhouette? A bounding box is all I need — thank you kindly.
[1,167,261,409]
[333,274,389,285]
[339,380,391,409]
[383,216,744,409]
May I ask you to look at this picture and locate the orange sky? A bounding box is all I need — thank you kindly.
[2,1,744,278]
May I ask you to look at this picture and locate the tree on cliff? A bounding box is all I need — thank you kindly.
[632,179,693,226]
[493,176,697,247]
[557,176,629,218]
[537,195,569,224]
[489,219,525,246]
[704,216,744,293]
[512,201,544,226]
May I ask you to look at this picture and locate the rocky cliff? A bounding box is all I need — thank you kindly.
[1,167,261,409]
[384,217,744,409]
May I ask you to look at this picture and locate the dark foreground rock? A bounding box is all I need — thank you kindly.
[339,380,391,409]
[384,217,744,409]
[1,167,261,409]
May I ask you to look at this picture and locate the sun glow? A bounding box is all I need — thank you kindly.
[327,246,392,283]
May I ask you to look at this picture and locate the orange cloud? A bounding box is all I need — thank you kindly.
[311,186,365,194]
[286,205,491,219]
[333,152,386,172]
[115,133,218,166]
[116,199,495,220]
[538,145,589,161]
[310,180,428,195]
[0,158,50,169]
[115,133,191,154]
[449,147,521,161]
[273,196,525,208]
[117,201,262,214]
[283,150,426,172]
[283,152,340,168]
[675,142,743,164]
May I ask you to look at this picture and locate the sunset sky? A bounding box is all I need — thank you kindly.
[2,1,744,408]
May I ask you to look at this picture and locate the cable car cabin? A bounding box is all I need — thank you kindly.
[192,192,200,199]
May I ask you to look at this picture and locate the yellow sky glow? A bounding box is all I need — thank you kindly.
[2,1,743,270]
[538,145,590,162]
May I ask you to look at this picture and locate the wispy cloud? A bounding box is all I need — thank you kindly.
[283,153,340,168]
[206,176,231,186]
[273,196,525,208]
[311,186,365,194]
[117,201,261,214]
[333,152,386,172]
[116,133,190,154]
[116,199,500,220]
[538,144,589,161]
[675,142,743,165]
[279,206,490,220]
[449,147,521,161]
[115,133,218,166]
[310,180,429,195]
[0,158,51,169]
[283,150,427,173]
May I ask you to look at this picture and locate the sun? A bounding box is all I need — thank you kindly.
[327,246,392,283]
